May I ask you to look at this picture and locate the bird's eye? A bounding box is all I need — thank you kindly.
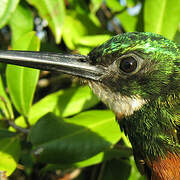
[119,56,137,73]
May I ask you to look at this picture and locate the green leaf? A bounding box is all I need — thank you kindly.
[62,13,88,49]
[27,0,65,43]
[62,10,104,50]
[174,25,180,44]
[0,130,21,176]
[6,31,40,117]
[128,157,146,180]
[117,11,138,32]
[102,159,131,180]
[9,4,34,47]
[144,0,180,40]
[29,111,121,163]
[43,147,132,171]
[76,46,92,55]
[54,86,99,117]
[91,0,103,12]
[68,0,89,14]
[0,128,16,138]
[75,147,131,168]
[106,0,123,12]
[106,0,138,32]
[12,86,99,128]
[126,0,138,7]
[0,0,20,28]
[76,35,111,47]
[0,75,13,119]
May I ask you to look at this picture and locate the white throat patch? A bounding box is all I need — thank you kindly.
[89,82,147,116]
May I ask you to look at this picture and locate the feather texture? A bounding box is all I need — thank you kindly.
[88,32,180,179]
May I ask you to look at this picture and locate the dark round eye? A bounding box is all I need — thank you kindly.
[119,56,137,73]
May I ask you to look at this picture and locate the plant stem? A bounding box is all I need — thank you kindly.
[0,96,13,119]
[7,120,29,134]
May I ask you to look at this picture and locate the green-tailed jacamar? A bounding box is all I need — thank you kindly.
[0,32,179,179]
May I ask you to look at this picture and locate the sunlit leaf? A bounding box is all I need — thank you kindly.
[6,32,40,117]
[9,4,34,47]
[144,0,180,40]
[63,10,104,50]
[12,86,99,128]
[27,0,65,43]
[0,75,13,119]
[91,0,103,12]
[54,86,99,117]
[126,0,138,7]
[0,130,21,176]
[106,0,123,12]
[0,0,20,28]
[62,13,88,49]
[117,11,138,32]
[76,34,111,47]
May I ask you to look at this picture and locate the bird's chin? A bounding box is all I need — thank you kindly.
[88,81,147,118]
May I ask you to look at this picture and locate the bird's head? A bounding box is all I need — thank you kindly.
[87,32,179,117]
[0,32,179,117]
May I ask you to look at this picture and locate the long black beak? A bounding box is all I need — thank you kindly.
[0,50,104,81]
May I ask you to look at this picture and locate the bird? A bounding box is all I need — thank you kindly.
[0,32,179,180]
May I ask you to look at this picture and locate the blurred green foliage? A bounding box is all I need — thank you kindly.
[0,0,179,179]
